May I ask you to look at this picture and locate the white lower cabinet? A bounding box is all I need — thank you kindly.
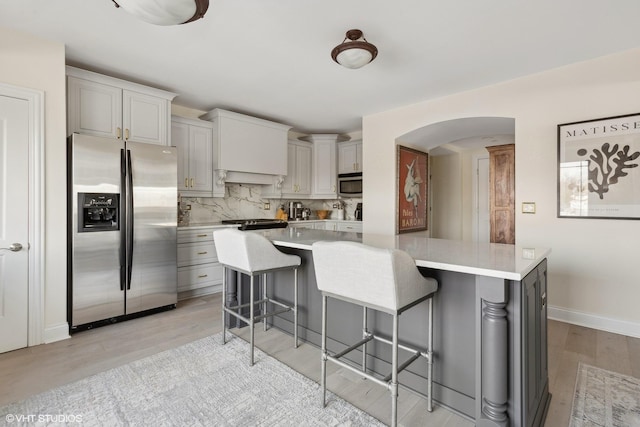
[288,221,317,230]
[336,222,363,233]
[323,221,362,232]
[177,227,224,299]
[289,221,362,232]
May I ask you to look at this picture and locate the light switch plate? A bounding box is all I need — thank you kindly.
[522,202,536,214]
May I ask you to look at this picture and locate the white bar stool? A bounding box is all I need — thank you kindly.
[213,228,301,366]
[312,241,438,427]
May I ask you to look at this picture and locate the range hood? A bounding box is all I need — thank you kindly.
[201,108,291,186]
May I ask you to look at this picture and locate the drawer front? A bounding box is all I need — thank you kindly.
[336,222,363,233]
[177,241,217,267]
[177,263,223,292]
[177,228,215,244]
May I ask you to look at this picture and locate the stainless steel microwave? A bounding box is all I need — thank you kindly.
[338,173,362,197]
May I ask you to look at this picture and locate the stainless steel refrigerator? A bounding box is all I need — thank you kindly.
[68,133,177,331]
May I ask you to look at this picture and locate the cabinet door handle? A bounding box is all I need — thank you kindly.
[541,292,547,307]
[197,234,207,237]
[198,274,208,278]
[125,128,130,140]
[197,251,208,255]
[332,185,336,192]
[190,178,194,188]
[184,178,189,188]
[117,127,122,139]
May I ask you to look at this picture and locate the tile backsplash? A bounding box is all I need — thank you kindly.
[180,183,362,223]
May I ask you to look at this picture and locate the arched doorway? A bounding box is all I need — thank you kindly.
[397,117,515,242]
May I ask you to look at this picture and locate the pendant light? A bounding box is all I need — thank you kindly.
[331,29,378,69]
[111,0,209,26]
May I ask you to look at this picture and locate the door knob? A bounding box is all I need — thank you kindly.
[1,243,23,252]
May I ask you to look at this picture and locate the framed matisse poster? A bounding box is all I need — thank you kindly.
[558,113,640,219]
[397,145,428,233]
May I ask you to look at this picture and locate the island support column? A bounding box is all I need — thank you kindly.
[476,276,509,427]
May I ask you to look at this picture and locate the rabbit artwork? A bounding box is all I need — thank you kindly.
[404,157,423,216]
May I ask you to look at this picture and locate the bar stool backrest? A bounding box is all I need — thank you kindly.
[312,241,437,312]
[213,228,301,274]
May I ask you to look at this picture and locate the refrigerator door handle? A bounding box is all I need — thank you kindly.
[120,149,127,291]
[126,149,134,290]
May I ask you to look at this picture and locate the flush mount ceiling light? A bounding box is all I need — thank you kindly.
[111,0,209,25]
[331,29,378,69]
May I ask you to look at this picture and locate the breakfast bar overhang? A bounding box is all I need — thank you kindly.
[230,228,551,427]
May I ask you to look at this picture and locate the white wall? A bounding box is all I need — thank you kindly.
[0,27,68,342]
[430,154,462,239]
[363,48,640,335]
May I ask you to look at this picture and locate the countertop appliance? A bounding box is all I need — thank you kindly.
[355,203,363,221]
[288,201,304,220]
[221,219,289,230]
[338,172,362,197]
[68,133,177,332]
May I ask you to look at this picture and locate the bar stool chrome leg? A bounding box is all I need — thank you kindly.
[362,306,368,373]
[427,297,434,412]
[249,274,255,366]
[221,266,227,345]
[321,294,328,408]
[262,273,268,332]
[391,313,399,427]
[293,268,299,348]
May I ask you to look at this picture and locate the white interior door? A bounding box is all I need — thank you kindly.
[0,95,30,353]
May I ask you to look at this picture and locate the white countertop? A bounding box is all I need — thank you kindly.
[178,219,361,230]
[177,222,235,230]
[256,228,550,281]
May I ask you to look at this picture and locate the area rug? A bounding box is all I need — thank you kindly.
[0,334,383,426]
[570,362,640,427]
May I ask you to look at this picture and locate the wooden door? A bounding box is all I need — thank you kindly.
[487,144,515,244]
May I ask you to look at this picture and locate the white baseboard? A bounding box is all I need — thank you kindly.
[43,322,70,344]
[548,305,640,339]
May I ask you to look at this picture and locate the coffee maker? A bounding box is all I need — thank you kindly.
[288,201,304,220]
[354,203,363,221]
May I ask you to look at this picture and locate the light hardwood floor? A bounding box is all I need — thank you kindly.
[1,294,639,426]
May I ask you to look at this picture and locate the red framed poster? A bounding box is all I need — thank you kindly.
[396,145,428,233]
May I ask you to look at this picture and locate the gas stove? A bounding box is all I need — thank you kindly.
[221,218,289,231]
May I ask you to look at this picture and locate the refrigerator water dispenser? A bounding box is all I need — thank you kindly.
[78,192,119,232]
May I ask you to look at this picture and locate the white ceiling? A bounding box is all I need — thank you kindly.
[3,1,640,134]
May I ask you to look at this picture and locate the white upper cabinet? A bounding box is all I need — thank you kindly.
[67,66,176,145]
[311,135,337,198]
[280,140,312,197]
[172,116,214,197]
[263,134,341,199]
[338,140,362,174]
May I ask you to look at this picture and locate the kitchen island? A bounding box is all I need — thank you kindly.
[251,228,551,427]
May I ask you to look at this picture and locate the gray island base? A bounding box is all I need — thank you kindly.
[227,228,551,427]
